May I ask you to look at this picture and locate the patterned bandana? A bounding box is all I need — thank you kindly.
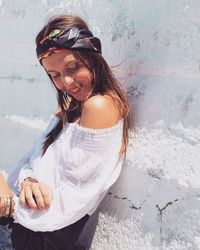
[36,27,102,60]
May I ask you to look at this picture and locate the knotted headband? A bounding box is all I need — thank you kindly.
[36,27,102,60]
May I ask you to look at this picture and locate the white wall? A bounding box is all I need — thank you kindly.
[0,1,200,249]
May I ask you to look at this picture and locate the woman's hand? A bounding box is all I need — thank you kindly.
[19,178,53,210]
[0,173,14,217]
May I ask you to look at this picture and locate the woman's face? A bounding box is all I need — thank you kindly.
[42,49,93,101]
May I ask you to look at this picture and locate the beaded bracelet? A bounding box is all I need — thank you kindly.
[0,197,5,217]
[0,197,13,218]
[9,198,15,217]
[5,197,11,217]
[0,197,6,217]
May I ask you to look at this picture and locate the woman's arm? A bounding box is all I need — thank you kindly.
[18,108,61,210]
[8,112,59,210]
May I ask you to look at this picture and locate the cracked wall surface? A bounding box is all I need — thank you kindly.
[0,1,200,250]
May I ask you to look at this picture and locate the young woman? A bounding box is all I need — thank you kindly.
[0,14,131,250]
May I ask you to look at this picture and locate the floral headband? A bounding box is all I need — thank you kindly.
[36,27,102,60]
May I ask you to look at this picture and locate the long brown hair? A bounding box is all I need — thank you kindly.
[36,15,131,157]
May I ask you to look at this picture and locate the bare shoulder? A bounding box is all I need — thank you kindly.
[80,94,122,129]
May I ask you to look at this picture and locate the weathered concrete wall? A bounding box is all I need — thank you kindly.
[0,1,200,249]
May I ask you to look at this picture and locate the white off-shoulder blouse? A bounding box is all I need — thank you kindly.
[7,115,124,232]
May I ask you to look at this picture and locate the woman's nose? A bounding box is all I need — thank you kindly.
[63,76,74,87]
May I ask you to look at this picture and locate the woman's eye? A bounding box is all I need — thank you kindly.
[52,74,60,80]
[66,68,75,73]
[65,63,83,73]
[65,66,78,73]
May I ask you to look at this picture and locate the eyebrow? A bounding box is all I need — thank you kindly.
[47,60,77,73]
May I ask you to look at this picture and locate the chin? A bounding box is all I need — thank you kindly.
[70,92,90,101]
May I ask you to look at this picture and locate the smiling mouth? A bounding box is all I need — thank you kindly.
[70,88,80,93]
[70,83,83,93]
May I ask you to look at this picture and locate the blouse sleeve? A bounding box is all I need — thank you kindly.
[13,120,124,232]
[7,115,60,194]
